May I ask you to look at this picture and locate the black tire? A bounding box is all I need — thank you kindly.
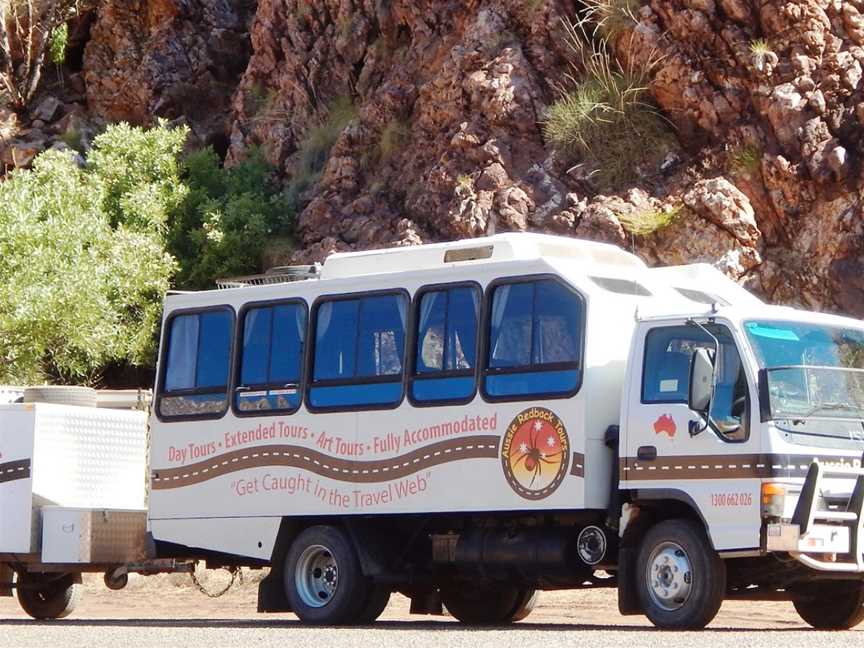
[636,519,726,629]
[17,573,82,620]
[509,589,539,622]
[283,525,371,625]
[442,584,536,625]
[357,585,391,624]
[793,580,864,629]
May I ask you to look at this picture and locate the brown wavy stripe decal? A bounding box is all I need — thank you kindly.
[570,452,585,478]
[620,453,863,481]
[152,435,501,490]
[0,459,31,484]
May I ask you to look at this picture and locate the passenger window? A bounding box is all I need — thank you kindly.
[642,325,749,441]
[159,309,233,418]
[412,285,481,403]
[310,293,408,409]
[484,279,584,399]
[236,302,307,413]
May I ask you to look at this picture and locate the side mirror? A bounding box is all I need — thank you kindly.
[689,347,715,414]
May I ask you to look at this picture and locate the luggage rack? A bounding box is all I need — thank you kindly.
[215,264,321,289]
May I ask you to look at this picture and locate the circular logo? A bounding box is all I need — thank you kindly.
[501,407,570,500]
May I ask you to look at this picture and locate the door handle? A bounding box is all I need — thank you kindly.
[637,445,657,461]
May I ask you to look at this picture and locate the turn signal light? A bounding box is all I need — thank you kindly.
[761,483,786,518]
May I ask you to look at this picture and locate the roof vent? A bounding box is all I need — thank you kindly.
[444,245,494,263]
[216,264,321,289]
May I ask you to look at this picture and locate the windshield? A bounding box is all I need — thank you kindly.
[745,320,864,442]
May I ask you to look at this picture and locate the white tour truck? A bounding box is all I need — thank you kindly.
[2,233,863,629]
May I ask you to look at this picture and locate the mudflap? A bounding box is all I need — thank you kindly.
[0,564,12,597]
[257,570,291,613]
[257,518,294,613]
[617,546,643,616]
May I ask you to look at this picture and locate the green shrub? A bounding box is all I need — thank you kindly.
[0,119,292,384]
[86,120,189,232]
[617,205,684,237]
[0,148,175,384]
[48,23,69,66]
[169,147,293,289]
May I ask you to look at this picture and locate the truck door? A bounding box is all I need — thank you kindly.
[623,321,762,551]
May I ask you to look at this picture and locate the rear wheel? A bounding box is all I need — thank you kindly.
[442,584,537,625]
[793,580,864,629]
[16,572,82,620]
[283,525,372,625]
[636,519,725,629]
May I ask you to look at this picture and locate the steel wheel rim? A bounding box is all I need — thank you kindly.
[646,541,693,611]
[295,544,338,608]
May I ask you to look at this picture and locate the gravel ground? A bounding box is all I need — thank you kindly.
[0,575,861,648]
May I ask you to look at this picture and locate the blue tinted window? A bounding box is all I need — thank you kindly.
[413,285,480,403]
[237,302,306,412]
[311,293,407,408]
[160,308,233,418]
[165,315,199,391]
[314,300,359,381]
[271,305,305,383]
[416,290,447,373]
[489,283,533,368]
[642,326,736,404]
[196,311,233,388]
[484,279,583,399]
[240,308,272,386]
[357,295,406,377]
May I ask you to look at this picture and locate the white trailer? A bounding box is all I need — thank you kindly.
[2,233,863,629]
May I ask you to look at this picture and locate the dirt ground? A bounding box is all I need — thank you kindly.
[0,569,853,630]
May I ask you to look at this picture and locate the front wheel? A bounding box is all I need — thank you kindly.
[636,519,726,629]
[793,580,864,629]
[283,525,371,625]
[16,572,82,620]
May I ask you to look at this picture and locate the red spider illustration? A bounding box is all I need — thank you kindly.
[511,421,564,487]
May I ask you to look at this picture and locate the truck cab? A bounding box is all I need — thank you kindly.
[619,304,864,628]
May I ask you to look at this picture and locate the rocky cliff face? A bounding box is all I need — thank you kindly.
[3,0,863,316]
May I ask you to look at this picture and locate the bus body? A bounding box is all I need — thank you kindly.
[3,233,863,629]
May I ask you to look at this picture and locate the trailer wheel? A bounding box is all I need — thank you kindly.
[283,525,370,625]
[442,584,537,625]
[16,573,82,620]
[793,581,864,629]
[636,519,725,629]
[357,585,391,624]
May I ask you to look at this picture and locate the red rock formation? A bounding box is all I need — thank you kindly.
[11,0,863,317]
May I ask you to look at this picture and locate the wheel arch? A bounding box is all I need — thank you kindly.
[615,490,715,617]
[257,516,390,613]
[626,489,716,550]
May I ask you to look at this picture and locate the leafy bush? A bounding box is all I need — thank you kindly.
[0,149,175,384]
[48,22,69,66]
[0,120,290,384]
[169,147,293,289]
